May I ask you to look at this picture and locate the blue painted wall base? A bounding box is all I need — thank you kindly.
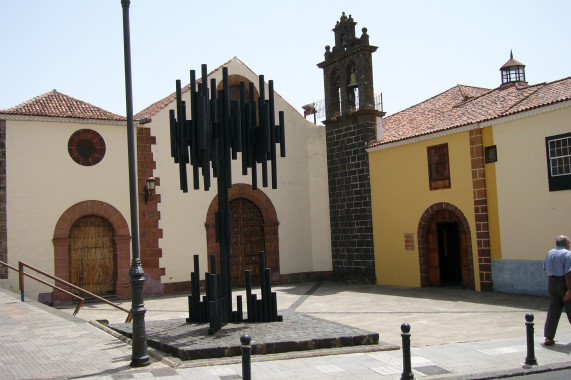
[491,259,547,296]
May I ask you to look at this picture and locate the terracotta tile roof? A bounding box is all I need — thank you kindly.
[370,77,571,148]
[0,89,125,121]
[135,84,190,120]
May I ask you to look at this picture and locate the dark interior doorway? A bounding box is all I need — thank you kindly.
[437,222,462,286]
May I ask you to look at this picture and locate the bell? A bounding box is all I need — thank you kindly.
[348,72,358,89]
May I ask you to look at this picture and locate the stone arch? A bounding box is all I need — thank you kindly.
[205,183,280,281]
[417,202,475,289]
[52,200,131,304]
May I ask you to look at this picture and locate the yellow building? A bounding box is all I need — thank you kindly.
[368,55,571,294]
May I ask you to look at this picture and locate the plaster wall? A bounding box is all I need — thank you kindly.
[1,119,131,297]
[492,106,571,261]
[150,59,332,284]
[369,131,478,288]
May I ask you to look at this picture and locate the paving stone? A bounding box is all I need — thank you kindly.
[108,310,383,361]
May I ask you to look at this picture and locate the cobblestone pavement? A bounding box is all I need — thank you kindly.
[3,282,571,379]
[108,310,383,360]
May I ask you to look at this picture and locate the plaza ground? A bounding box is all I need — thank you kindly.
[3,282,571,379]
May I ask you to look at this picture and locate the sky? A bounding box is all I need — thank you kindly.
[1,1,570,119]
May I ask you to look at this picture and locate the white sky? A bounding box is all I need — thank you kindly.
[1,0,570,118]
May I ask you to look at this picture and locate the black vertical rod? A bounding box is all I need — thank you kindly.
[189,272,196,321]
[259,251,267,321]
[245,270,252,321]
[210,254,217,274]
[264,268,271,321]
[241,335,252,380]
[525,313,538,365]
[400,323,414,380]
[220,68,232,321]
[192,255,200,322]
[237,295,243,322]
[120,0,149,367]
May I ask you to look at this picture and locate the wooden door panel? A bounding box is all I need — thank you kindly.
[70,216,115,295]
[460,232,471,288]
[229,198,265,286]
[427,225,440,286]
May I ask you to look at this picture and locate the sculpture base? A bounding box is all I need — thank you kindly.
[108,311,391,361]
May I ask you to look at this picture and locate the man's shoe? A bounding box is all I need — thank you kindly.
[544,338,555,346]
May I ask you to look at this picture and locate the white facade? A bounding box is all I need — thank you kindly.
[0,116,131,298]
[149,58,332,285]
[0,57,333,301]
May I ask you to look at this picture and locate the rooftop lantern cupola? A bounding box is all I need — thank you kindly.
[500,50,527,86]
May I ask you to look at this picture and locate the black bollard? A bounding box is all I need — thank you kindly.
[401,323,414,380]
[241,334,252,380]
[525,313,538,365]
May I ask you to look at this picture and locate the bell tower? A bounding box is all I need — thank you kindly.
[318,13,384,283]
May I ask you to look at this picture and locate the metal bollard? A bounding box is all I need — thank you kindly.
[401,323,414,380]
[241,334,252,380]
[525,313,538,365]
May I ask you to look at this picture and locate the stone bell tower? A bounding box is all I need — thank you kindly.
[317,12,384,283]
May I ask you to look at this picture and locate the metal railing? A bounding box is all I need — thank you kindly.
[302,93,383,124]
[0,260,132,323]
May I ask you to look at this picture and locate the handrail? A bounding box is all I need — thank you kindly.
[1,260,84,316]
[0,260,132,323]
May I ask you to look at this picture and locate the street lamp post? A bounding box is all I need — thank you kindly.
[120,0,149,367]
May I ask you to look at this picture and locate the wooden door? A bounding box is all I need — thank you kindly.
[70,216,115,295]
[229,198,265,286]
[460,231,472,288]
[427,223,441,286]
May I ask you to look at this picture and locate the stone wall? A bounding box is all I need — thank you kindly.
[324,111,377,283]
[0,120,6,279]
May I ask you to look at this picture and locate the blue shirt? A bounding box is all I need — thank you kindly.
[543,246,571,276]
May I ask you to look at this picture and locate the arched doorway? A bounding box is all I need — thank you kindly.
[418,203,474,289]
[230,198,265,286]
[70,216,115,296]
[205,184,280,285]
[53,200,131,304]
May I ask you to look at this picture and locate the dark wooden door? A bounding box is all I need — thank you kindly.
[70,216,115,295]
[229,198,265,286]
[460,231,472,288]
[427,222,441,286]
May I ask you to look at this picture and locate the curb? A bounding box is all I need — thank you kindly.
[89,319,399,369]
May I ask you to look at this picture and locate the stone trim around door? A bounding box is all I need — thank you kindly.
[52,200,131,304]
[417,202,475,289]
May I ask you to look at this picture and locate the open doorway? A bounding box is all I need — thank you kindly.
[420,203,474,289]
[437,222,462,286]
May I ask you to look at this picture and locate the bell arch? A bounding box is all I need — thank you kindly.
[205,183,280,282]
[417,202,475,289]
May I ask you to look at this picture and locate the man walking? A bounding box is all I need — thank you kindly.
[543,235,571,346]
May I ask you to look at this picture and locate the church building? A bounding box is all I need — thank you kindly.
[0,57,333,303]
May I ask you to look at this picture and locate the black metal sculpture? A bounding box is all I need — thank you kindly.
[170,64,285,334]
[187,252,282,334]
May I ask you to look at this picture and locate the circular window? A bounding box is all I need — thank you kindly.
[68,129,106,166]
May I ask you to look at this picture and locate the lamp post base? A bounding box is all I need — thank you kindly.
[129,259,150,367]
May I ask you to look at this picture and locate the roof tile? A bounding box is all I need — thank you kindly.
[0,90,125,121]
[371,77,571,148]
